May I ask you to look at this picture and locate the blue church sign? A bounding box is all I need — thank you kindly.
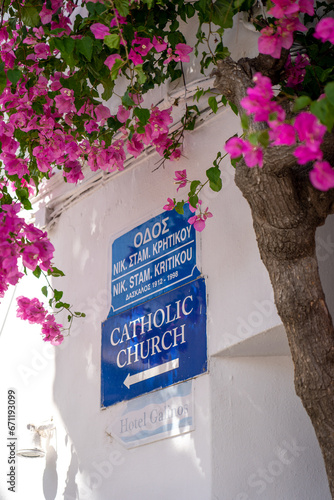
[101,278,207,408]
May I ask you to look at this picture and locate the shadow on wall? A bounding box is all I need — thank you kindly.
[63,444,79,500]
[43,443,58,500]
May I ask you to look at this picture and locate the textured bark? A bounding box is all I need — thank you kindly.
[213,57,334,498]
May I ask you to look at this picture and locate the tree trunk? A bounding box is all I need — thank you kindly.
[212,57,334,498]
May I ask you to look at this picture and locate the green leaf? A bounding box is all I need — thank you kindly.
[142,0,154,7]
[258,130,270,148]
[189,194,199,209]
[208,96,218,113]
[76,37,93,62]
[122,92,135,107]
[114,0,130,17]
[54,289,63,302]
[55,301,70,309]
[174,201,185,214]
[189,180,201,195]
[110,58,124,80]
[133,107,150,125]
[134,64,147,84]
[33,266,42,278]
[325,82,334,106]
[206,166,222,192]
[41,286,48,297]
[0,71,7,95]
[86,2,107,14]
[241,113,249,130]
[229,101,238,115]
[212,0,234,29]
[310,99,334,132]
[104,34,120,51]
[21,5,40,27]
[293,95,312,112]
[49,266,65,277]
[101,77,114,101]
[186,3,196,17]
[7,69,22,85]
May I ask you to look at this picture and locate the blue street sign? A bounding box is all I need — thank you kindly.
[101,278,207,408]
[109,206,200,315]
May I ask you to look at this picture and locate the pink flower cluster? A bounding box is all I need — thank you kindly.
[16,296,64,345]
[225,73,334,190]
[163,171,213,231]
[121,105,182,161]
[284,53,310,88]
[258,0,314,59]
[0,204,54,298]
[188,200,213,232]
[314,18,334,45]
[90,20,192,69]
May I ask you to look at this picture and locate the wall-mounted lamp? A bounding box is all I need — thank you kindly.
[17,422,55,458]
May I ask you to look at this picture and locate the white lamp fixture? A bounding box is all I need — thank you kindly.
[17,422,55,458]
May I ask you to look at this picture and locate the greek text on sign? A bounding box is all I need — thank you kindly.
[101,278,207,407]
[109,207,200,315]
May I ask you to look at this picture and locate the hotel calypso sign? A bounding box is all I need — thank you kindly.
[101,207,207,408]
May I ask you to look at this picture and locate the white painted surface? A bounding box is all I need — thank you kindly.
[0,16,333,500]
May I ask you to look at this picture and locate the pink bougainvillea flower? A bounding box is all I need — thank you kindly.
[21,244,41,270]
[268,0,300,18]
[163,198,175,211]
[269,124,296,145]
[104,53,122,71]
[314,18,334,44]
[285,53,310,88]
[244,146,263,168]
[174,170,187,190]
[40,4,53,24]
[34,42,51,59]
[94,104,111,123]
[293,112,326,144]
[90,23,110,39]
[152,36,168,52]
[127,133,144,158]
[299,0,314,15]
[117,105,130,123]
[63,160,84,184]
[294,144,323,164]
[54,88,76,114]
[174,43,193,62]
[16,296,47,324]
[225,137,251,158]
[110,8,127,27]
[170,149,182,161]
[128,48,143,66]
[129,92,143,105]
[188,206,213,232]
[132,36,153,56]
[258,27,282,59]
[41,314,64,345]
[163,48,175,65]
[309,161,334,191]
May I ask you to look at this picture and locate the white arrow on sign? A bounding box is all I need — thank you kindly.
[124,358,179,389]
